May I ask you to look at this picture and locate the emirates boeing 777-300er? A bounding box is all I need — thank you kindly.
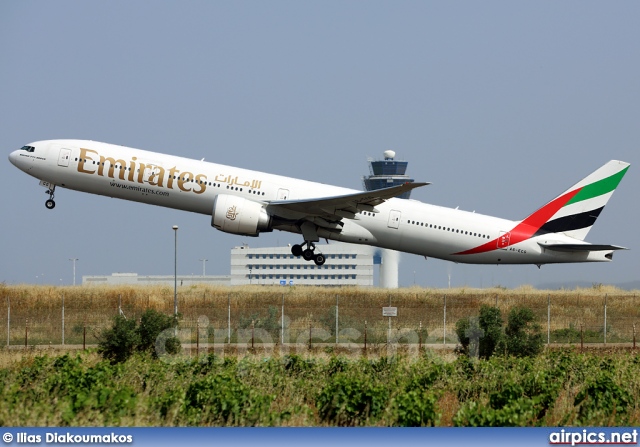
[9,140,630,267]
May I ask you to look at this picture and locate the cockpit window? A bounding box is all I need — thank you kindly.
[20,145,35,153]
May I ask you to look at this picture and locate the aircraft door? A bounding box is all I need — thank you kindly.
[57,148,71,167]
[388,210,401,229]
[277,189,289,200]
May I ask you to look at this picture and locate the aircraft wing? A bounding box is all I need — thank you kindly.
[266,182,429,221]
[538,242,628,252]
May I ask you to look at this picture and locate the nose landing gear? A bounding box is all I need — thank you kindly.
[45,186,56,209]
[291,241,326,266]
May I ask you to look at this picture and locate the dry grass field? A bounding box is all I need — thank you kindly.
[1,284,639,427]
[0,283,638,347]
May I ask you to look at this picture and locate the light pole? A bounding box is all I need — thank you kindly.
[173,226,178,318]
[69,258,78,286]
[200,258,208,276]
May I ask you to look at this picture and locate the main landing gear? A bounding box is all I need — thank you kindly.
[291,242,326,266]
[45,186,56,210]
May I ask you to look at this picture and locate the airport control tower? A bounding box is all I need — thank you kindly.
[363,150,415,198]
[363,150,414,288]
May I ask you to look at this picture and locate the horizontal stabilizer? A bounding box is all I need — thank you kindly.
[538,242,628,252]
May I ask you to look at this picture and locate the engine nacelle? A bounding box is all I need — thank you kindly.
[211,194,272,236]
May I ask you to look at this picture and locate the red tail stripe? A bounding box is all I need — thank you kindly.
[455,188,582,255]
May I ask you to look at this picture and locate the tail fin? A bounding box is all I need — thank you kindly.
[522,160,630,241]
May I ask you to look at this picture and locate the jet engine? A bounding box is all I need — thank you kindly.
[211,194,272,236]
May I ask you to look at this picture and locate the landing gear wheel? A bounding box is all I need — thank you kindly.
[45,186,56,209]
[313,254,326,266]
[291,244,303,257]
[302,248,314,261]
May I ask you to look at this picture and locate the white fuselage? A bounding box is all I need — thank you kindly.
[9,140,611,265]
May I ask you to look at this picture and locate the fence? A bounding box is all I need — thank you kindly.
[1,286,638,349]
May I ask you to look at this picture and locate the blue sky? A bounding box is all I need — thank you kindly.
[2,1,639,288]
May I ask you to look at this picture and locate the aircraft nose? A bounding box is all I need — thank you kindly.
[8,150,19,167]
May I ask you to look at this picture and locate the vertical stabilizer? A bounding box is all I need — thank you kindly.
[523,160,630,240]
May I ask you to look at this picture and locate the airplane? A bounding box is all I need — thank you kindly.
[9,140,629,267]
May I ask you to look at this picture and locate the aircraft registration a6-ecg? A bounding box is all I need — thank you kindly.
[9,140,629,267]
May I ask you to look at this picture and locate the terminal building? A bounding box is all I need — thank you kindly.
[83,243,374,287]
[230,243,373,286]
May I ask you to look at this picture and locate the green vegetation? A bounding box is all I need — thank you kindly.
[455,306,543,359]
[505,307,544,358]
[0,349,638,426]
[97,310,180,363]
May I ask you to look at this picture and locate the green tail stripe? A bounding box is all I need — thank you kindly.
[565,166,629,206]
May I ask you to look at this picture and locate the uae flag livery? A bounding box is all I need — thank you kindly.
[457,160,629,255]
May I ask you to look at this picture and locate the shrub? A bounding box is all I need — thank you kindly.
[317,374,389,426]
[505,307,544,357]
[456,306,545,359]
[394,390,440,426]
[97,315,140,364]
[574,374,632,424]
[453,396,543,426]
[182,374,273,426]
[137,309,180,356]
[97,311,180,363]
[455,317,471,355]
[455,317,484,357]
[478,305,504,359]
